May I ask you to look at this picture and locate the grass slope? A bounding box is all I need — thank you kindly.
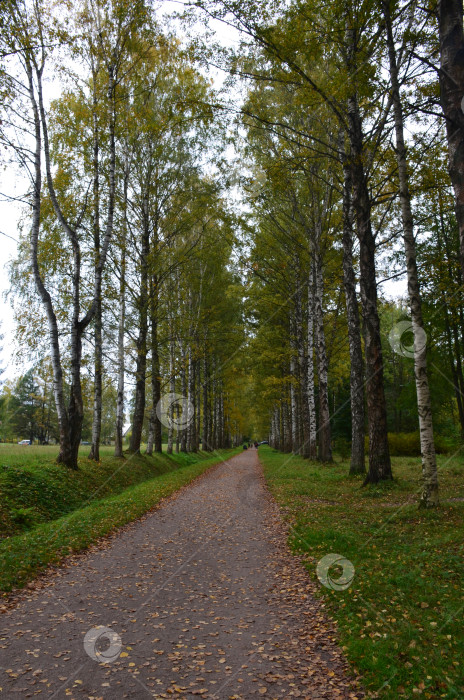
[0,446,237,593]
[0,444,215,536]
[259,445,464,700]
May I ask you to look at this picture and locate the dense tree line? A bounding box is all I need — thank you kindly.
[1,0,246,466]
[1,0,464,508]
[187,0,464,505]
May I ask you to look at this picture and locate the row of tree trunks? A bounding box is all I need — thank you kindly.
[127,336,238,455]
[270,260,334,460]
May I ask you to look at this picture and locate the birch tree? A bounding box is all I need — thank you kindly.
[1,0,150,468]
[383,0,439,506]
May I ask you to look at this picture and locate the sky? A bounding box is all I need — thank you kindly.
[0,1,408,383]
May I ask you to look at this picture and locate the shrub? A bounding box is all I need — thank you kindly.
[364,432,453,457]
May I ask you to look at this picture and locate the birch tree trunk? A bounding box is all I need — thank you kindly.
[219,391,225,448]
[89,60,102,462]
[187,345,197,452]
[26,54,72,466]
[146,281,162,456]
[146,402,155,455]
[384,0,438,506]
[216,392,222,449]
[341,15,392,483]
[212,357,218,449]
[39,69,85,467]
[114,241,126,458]
[202,353,210,451]
[114,153,129,458]
[207,359,214,450]
[196,360,201,451]
[213,391,218,449]
[438,0,464,283]
[129,193,150,453]
[295,282,310,457]
[340,143,365,474]
[290,320,299,454]
[180,347,188,452]
[167,337,175,455]
[175,415,180,453]
[313,244,332,462]
[270,407,276,449]
[283,396,292,453]
[346,98,392,482]
[35,53,116,469]
[269,409,275,448]
[307,267,318,460]
[451,323,464,431]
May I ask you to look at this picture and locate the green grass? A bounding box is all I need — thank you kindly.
[258,445,464,700]
[0,445,238,593]
[0,443,205,536]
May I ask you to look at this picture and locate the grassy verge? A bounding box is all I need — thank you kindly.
[0,444,216,536]
[258,445,464,700]
[0,447,237,594]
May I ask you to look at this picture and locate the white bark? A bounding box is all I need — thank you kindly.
[307,264,318,460]
[167,337,175,455]
[26,52,70,463]
[384,0,438,506]
[114,242,126,458]
[313,240,332,462]
[290,316,299,454]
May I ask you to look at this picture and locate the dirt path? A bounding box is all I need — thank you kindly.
[0,450,363,699]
